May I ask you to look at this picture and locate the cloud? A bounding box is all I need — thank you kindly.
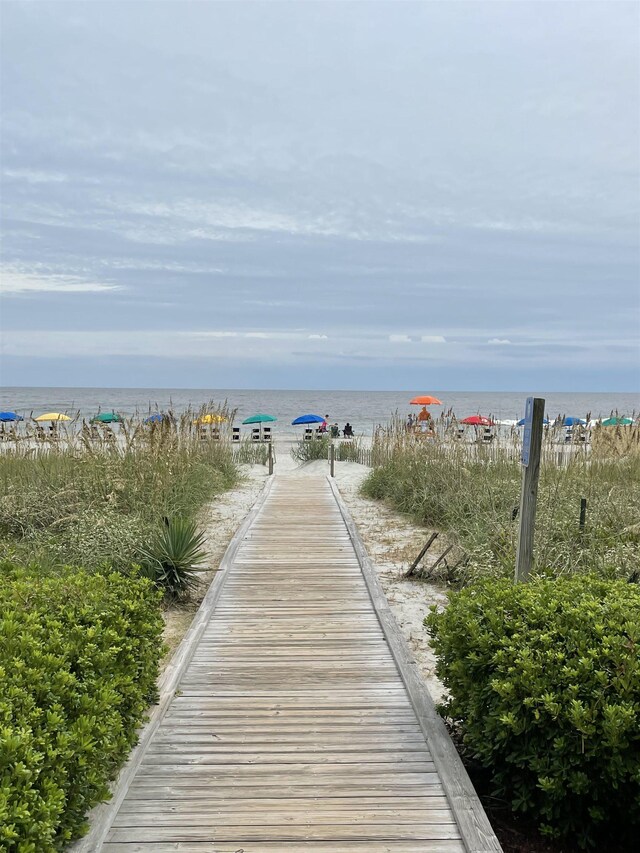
[389,334,412,343]
[487,338,513,345]
[0,270,121,294]
[421,335,447,344]
[308,334,328,340]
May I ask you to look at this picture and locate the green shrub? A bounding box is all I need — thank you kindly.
[426,576,640,848]
[0,563,164,851]
[139,517,207,600]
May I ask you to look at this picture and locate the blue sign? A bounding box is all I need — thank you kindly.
[521,397,533,466]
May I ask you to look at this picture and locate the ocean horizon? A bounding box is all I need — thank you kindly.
[2,386,638,435]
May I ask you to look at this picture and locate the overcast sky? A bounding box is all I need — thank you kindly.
[1,0,638,391]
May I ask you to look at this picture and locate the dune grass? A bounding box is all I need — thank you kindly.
[362,433,640,582]
[0,407,238,574]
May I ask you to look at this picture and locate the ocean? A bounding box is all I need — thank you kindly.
[1,387,638,435]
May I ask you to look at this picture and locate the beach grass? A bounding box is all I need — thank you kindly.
[0,406,238,574]
[362,431,640,582]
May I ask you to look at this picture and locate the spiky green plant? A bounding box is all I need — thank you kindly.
[139,517,208,599]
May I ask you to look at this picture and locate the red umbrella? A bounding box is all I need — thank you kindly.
[410,395,443,405]
[461,415,494,426]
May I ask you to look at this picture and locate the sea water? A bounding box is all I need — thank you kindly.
[2,387,638,435]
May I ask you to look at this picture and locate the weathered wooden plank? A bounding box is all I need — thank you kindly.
[102,841,466,852]
[117,795,452,811]
[111,809,458,827]
[106,824,463,842]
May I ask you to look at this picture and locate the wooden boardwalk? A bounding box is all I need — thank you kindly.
[81,474,501,853]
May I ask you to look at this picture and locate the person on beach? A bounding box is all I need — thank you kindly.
[319,415,329,433]
[343,423,354,437]
[330,423,339,438]
[406,413,414,430]
[417,406,432,433]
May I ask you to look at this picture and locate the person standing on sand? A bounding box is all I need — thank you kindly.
[319,414,329,433]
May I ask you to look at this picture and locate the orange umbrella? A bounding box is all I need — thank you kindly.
[410,395,442,406]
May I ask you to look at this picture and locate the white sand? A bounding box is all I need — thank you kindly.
[164,444,449,705]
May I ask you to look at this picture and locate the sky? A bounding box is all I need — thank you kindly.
[1,0,639,391]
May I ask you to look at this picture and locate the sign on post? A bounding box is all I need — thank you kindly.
[521,396,533,466]
[515,397,545,582]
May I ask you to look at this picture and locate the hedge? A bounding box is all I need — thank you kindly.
[0,564,164,852]
[426,575,640,849]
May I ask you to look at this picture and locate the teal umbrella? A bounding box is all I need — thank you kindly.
[601,416,633,426]
[91,412,122,424]
[242,413,277,425]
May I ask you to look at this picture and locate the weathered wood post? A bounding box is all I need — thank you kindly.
[268,439,274,475]
[579,497,587,532]
[515,396,545,582]
[329,441,335,478]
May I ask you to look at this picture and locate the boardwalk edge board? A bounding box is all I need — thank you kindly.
[327,476,503,853]
[69,475,275,853]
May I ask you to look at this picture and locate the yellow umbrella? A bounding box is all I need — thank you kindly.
[194,413,226,424]
[35,412,71,422]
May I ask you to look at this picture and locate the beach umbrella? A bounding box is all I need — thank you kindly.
[562,417,586,427]
[194,413,227,424]
[91,412,122,424]
[461,415,494,426]
[292,414,324,425]
[0,411,23,422]
[410,395,443,406]
[35,412,71,422]
[144,413,165,424]
[242,414,277,425]
[601,416,633,427]
[516,417,550,426]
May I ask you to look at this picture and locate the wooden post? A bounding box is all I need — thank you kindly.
[579,498,587,532]
[329,442,335,478]
[515,397,545,582]
[268,440,274,475]
[405,532,439,577]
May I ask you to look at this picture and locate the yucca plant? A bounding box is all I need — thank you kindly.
[139,517,208,599]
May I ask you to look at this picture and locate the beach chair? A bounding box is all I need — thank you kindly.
[252,427,261,442]
[263,427,272,441]
[232,427,240,442]
[304,429,313,441]
[210,427,220,441]
[482,427,494,444]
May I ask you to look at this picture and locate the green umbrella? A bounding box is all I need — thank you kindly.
[91,412,123,424]
[601,416,633,427]
[242,413,277,425]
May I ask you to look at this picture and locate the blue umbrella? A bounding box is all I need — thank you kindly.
[291,414,324,425]
[517,417,549,426]
[0,411,23,422]
[563,417,586,426]
[144,413,165,424]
